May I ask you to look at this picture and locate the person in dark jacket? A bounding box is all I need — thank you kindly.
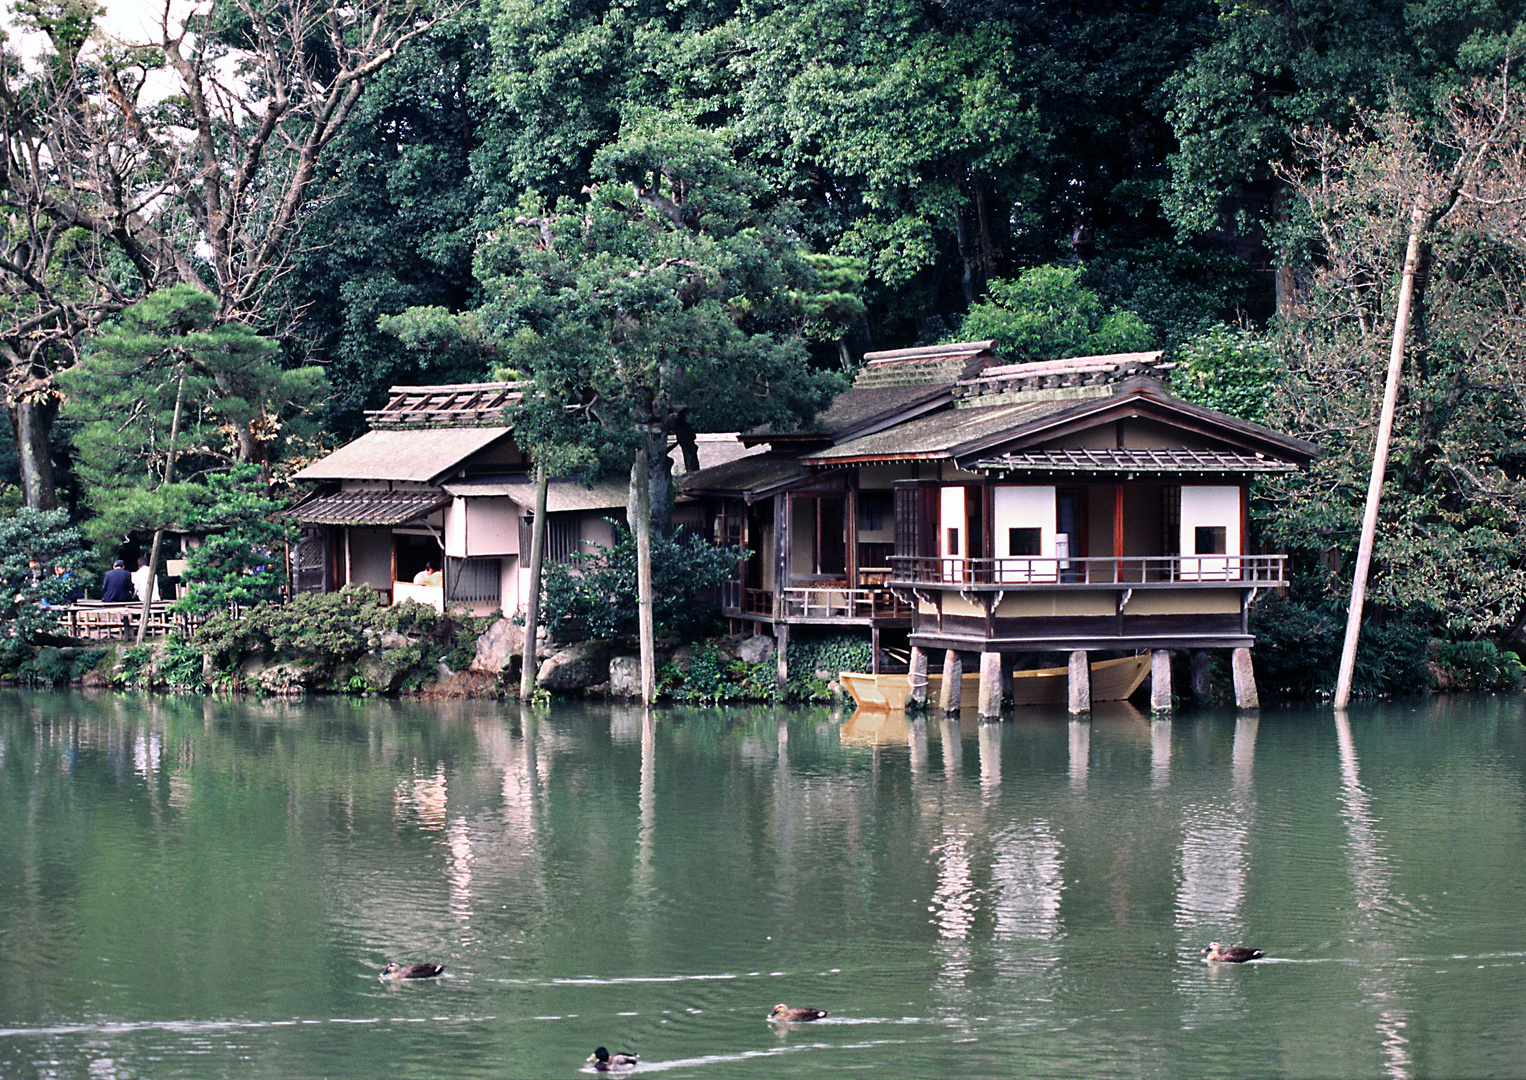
[101,559,134,602]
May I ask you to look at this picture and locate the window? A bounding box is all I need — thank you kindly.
[1194,525,1227,555]
[545,516,581,565]
[947,527,961,555]
[860,493,890,532]
[445,557,501,605]
[1008,527,1042,557]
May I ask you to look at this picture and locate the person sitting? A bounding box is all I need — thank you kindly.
[131,556,161,602]
[413,562,442,587]
[101,559,134,603]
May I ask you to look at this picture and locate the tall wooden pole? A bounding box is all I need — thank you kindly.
[136,368,187,646]
[1334,196,1427,708]
[634,443,656,705]
[519,464,549,700]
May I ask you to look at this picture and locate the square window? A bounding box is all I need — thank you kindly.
[1008,527,1042,557]
[946,527,960,555]
[1194,525,1227,555]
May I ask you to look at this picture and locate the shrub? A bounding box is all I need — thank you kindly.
[785,630,873,701]
[540,523,745,643]
[1250,593,1432,699]
[0,509,88,670]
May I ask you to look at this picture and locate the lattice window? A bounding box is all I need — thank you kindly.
[545,516,581,565]
[446,557,501,605]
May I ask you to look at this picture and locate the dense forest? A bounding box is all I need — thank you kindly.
[6,0,1526,694]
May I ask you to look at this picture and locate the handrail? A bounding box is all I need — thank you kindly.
[887,554,1287,587]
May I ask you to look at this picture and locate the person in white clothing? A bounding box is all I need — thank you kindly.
[132,556,161,602]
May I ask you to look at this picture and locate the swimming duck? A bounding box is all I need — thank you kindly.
[1202,942,1264,963]
[379,961,445,980]
[587,1047,638,1071]
[768,1003,828,1022]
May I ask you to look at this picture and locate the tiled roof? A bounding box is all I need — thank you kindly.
[366,382,528,427]
[286,489,448,526]
[804,402,1070,464]
[954,352,1170,405]
[972,448,1300,476]
[852,340,997,389]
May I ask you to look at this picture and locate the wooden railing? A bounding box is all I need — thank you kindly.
[888,554,1287,589]
[780,585,912,620]
[721,580,774,616]
[59,602,206,642]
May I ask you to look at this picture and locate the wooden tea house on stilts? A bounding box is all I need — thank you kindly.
[683,343,1316,716]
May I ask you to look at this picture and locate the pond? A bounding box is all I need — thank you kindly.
[1,690,1524,1079]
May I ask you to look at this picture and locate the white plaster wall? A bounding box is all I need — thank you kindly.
[467,498,521,556]
[940,485,965,581]
[992,485,1057,583]
[445,497,467,558]
[1179,485,1241,579]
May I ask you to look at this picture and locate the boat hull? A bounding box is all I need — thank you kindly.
[841,654,1150,712]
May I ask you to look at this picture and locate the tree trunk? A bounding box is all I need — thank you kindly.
[13,396,58,511]
[519,465,549,700]
[136,369,187,646]
[633,449,656,705]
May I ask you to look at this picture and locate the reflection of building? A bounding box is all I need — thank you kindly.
[683,343,1316,715]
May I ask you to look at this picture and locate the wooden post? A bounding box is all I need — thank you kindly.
[633,447,656,705]
[1232,647,1259,710]
[1068,649,1091,715]
[907,645,929,707]
[939,649,963,714]
[519,465,549,701]
[1150,649,1172,714]
[1335,195,1427,709]
[977,650,1002,720]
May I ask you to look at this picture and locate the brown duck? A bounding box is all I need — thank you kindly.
[1202,942,1264,963]
[380,961,445,980]
[768,1003,827,1022]
[587,1047,638,1071]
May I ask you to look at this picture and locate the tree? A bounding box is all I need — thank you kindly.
[58,286,326,547]
[0,0,448,508]
[175,465,297,617]
[955,264,1152,360]
[1261,74,1526,640]
[477,116,841,700]
[0,508,86,668]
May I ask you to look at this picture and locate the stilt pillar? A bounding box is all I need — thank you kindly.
[907,646,929,708]
[1232,647,1259,710]
[1068,650,1091,715]
[1150,649,1173,715]
[939,649,963,714]
[977,651,1003,720]
[775,623,790,693]
[1190,649,1213,705]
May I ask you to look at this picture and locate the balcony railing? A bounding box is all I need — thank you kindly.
[889,554,1287,589]
[720,579,912,620]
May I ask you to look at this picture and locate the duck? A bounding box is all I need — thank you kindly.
[768,1003,828,1022]
[1202,942,1264,963]
[587,1047,638,1071]
[379,961,446,980]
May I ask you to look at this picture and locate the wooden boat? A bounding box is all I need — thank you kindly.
[840,653,1151,712]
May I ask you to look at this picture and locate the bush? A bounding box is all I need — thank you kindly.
[785,630,873,701]
[0,509,88,671]
[1250,593,1432,699]
[540,523,744,643]
[659,645,778,703]
[1431,640,1525,692]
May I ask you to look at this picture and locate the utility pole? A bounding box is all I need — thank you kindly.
[519,464,549,701]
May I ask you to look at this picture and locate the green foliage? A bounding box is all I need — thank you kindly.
[175,464,297,616]
[112,645,157,689]
[540,524,744,643]
[660,645,779,703]
[154,637,206,691]
[1430,640,1525,692]
[19,645,104,686]
[1172,324,1281,422]
[785,629,873,701]
[59,286,327,546]
[192,585,484,691]
[1249,593,1432,699]
[956,264,1153,360]
[0,509,87,669]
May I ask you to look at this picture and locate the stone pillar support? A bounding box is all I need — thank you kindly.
[977,651,1003,720]
[1232,647,1259,710]
[1150,649,1173,715]
[1068,650,1091,716]
[907,646,929,708]
[939,649,963,715]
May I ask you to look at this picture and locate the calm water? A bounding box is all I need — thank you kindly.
[2,691,1525,1079]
